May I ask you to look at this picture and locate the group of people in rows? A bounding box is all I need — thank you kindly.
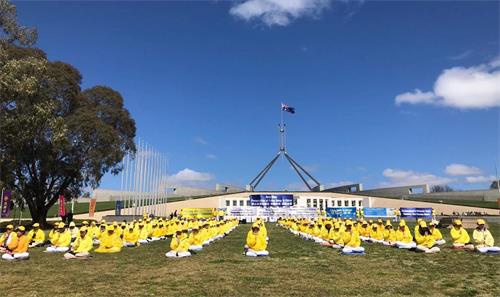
[0,217,239,260]
[278,217,499,255]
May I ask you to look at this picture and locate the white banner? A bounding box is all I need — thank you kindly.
[225,206,318,222]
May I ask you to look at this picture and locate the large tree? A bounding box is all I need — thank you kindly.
[0,1,136,225]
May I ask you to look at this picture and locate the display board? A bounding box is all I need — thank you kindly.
[225,206,318,221]
[325,207,357,218]
[400,207,433,219]
[249,194,294,207]
[363,207,396,218]
[180,208,216,219]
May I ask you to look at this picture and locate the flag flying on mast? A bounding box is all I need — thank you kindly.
[281,103,295,114]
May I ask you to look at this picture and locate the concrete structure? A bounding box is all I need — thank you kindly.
[408,189,500,202]
[324,183,364,194]
[355,184,430,198]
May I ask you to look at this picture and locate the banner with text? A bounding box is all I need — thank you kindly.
[400,207,433,219]
[58,195,66,216]
[249,194,293,207]
[326,207,357,218]
[180,208,216,219]
[1,190,12,218]
[226,206,318,221]
[363,207,396,218]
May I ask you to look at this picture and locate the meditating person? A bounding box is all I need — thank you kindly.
[0,224,16,251]
[123,225,140,247]
[368,223,384,243]
[472,219,500,253]
[429,221,446,245]
[137,223,149,244]
[415,222,440,254]
[93,224,106,245]
[329,222,344,249]
[166,229,191,258]
[27,223,45,247]
[395,221,416,249]
[450,219,473,250]
[64,226,93,259]
[359,221,370,242]
[245,225,268,257]
[341,220,365,254]
[47,223,58,246]
[382,221,397,246]
[2,226,29,261]
[45,223,71,253]
[319,223,333,246]
[95,226,122,253]
[188,227,203,251]
[69,221,79,241]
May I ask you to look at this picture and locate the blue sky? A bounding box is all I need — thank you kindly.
[16,0,499,191]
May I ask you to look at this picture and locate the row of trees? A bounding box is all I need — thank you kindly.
[0,0,136,225]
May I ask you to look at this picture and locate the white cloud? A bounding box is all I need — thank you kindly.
[229,0,332,26]
[395,89,437,105]
[381,168,454,187]
[449,50,473,61]
[395,57,500,109]
[465,175,496,184]
[167,168,213,186]
[194,137,208,145]
[445,163,482,176]
[206,153,217,160]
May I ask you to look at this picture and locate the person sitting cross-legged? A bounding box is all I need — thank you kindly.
[122,225,140,247]
[64,226,93,259]
[341,220,365,254]
[188,227,203,252]
[472,219,500,253]
[429,221,446,245]
[395,221,416,249]
[27,223,45,248]
[2,226,29,261]
[450,219,474,250]
[45,223,71,253]
[415,222,440,254]
[166,229,191,258]
[95,226,122,253]
[245,225,268,257]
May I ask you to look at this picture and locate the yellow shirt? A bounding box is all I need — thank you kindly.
[73,234,93,253]
[472,229,494,247]
[451,228,470,244]
[246,231,267,251]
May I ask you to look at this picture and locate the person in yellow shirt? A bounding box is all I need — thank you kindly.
[122,225,140,247]
[93,224,106,245]
[395,221,416,249]
[188,227,203,251]
[45,223,71,253]
[2,226,29,260]
[137,223,149,244]
[2,226,30,261]
[450,219,473,250]
[64,227,93,259]
[27,223,45,247]
[368,223,384,243]
[95,226,122,253]
[472,219,500,253]
[329,222,344,249]
[245,225,268,257]
[359,221,371,242]
[341,221,365,254]
[0,224,16,251]
[429,221,445,245]
[166,229,191,258]
[382,221,397,246]
[415,222,440,253]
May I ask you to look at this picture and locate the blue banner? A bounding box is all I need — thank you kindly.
[400,207,433,218]
[326,207,357,218]
[363,207,396,218]
[115,200,123,216]
[249,195,293,207]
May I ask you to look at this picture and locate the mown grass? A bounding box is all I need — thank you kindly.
[0,223,499,297]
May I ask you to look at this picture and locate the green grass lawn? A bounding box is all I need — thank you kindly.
[1,223,499,297]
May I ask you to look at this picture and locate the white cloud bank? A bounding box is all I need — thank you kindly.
[229,0,332,26]
[381,168,454,187]
[395,57,500,109]
[445,163,482,176]
[168,168,213,186]
[465,175,496,184]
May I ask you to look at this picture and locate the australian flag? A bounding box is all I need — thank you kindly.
[281,103,295,114]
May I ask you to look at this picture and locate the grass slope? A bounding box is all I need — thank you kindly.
[0,224,499,297]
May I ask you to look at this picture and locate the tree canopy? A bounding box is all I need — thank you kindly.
[0,0,136,224]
